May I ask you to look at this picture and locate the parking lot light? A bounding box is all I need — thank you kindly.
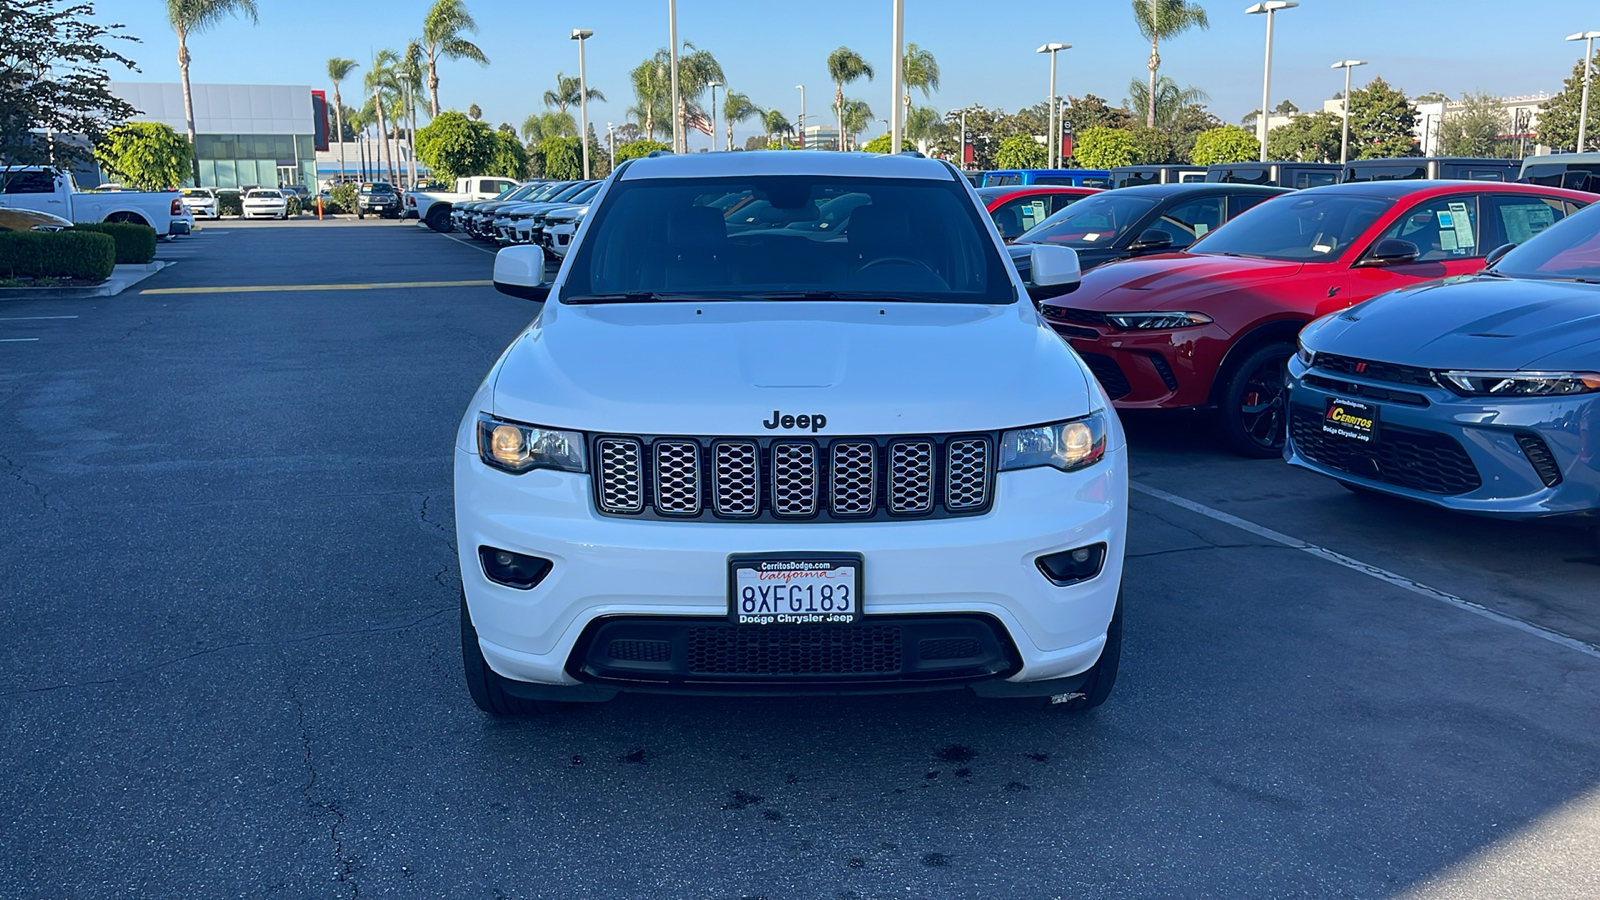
[1567,31,1600,152]
[571,29,594,178]
[1330,59,1367,166]
[1036,43,1070,169]
[1246,1,1298,162]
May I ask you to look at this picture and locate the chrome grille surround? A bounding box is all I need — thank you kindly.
[653,440,702,515]
[771,442,819,517]
[888,440,935,514]
[945,438,991,510]
[713,441,760,517]
[595,438,644,513]
[830,441,877,516]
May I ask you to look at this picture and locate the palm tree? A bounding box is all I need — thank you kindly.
[419,0,488,117]
[543,73,605,115]
[841,98,873,151]
[762,109,793,148]
[327,58,358,184]
[522,111,577,143]
[1125,76,1210,129]
[905,105,944,155]
[901,44,940,121]
[827,48,874,151]
[365,49,404,185]
[397,43,426,187]
[630,50,674,140]
[722,92,763,151]
[1132,0,1211,128]
[166,0,259,184]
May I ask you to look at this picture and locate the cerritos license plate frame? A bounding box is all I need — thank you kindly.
[1323,396,1379,444]
[728,553,863,625]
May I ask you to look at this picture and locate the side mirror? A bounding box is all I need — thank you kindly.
[1026,244,1082,302]
[493,245,552,302]
[1127,228,1174,252]
[1484,242,1516,269]
[1356,238,1420,268]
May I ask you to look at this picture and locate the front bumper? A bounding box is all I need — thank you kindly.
[454,445,1128,694]
[1284,357,1600,519]
[1051,319,1230,409]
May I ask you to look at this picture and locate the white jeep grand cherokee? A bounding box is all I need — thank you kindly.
[454,151,1128,715]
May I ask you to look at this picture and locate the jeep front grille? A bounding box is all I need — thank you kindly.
[590,433,995,522]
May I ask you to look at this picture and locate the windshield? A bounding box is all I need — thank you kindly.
[247,190,281,199]
[1188,193,1394,261]
[181,189,212,197]
[1491,203,1600,281]
[562,175,1012,304]
[360,183,394,194]
[1014,192,1157,247]
[546,182,592,203]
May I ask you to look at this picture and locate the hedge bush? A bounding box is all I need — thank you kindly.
[217,192,243,217]
[0,231,117,281]
[71,222,157,264]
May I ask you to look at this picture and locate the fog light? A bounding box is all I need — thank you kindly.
[478,546,552,590]
[1036,543,1107,586]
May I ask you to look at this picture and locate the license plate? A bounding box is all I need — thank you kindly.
[1323,396,1379,443]
[729,554,862,625]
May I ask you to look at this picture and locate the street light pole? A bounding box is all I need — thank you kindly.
[1247,2,1298,162]
[1036,43,1070,169]
[668,0,681,153]
[890,0,904,153]
[1568,31,1600,152]
[607,122,615,164]
[795,84,805,150]
[707,80,722,151]
[1331,59,1366,166]
[571,29,594,177]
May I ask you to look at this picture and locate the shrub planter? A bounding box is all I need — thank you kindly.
[0,231,117,283]
[70,223,158,264]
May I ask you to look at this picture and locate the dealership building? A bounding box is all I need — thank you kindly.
[106,82,327,190]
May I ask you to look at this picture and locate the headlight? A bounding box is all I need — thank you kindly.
[476,414,587,474]
[1104,311,1214,330]
[1295,336,1315,368]
[999,412,1108,473]
[1437,371,1600,397]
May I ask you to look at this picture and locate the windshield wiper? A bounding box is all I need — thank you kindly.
[744,291,941,303]
[563,291,731,304]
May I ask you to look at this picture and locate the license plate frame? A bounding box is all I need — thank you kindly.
[1323,396,1379,444]
[728,553,864,626]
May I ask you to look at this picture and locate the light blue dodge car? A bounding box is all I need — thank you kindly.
[1285,203,1600,545]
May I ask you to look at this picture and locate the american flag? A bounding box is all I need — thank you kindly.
[684,106,713,136]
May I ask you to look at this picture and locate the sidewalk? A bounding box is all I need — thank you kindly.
[0,261,171,301]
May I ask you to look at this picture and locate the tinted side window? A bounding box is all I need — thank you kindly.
[3,171,57,194]
[990,174,1021,186]
[1458,167,1509,182]
[990,197,1052,241]
[1487,195,1565,245]
[1228,193,1274,217]
[1079,177,1113,188]
[1296,172,1339,189]
[1217,168,1270,185]
[1148,196,1225,247]
[1377,196,1481,261]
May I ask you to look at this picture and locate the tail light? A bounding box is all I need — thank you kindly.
[171,198,184,215]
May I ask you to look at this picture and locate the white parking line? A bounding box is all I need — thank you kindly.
[0,338,40,343]
[1130,481,1600,661]
[441,233,499,256]
[0,316,79,321]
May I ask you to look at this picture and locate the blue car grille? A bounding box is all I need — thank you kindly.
[1289,405,1481,495]
[1315,354,1438,388]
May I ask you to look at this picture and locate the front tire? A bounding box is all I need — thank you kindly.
[1219,342,1294,459]
[425,207,452,233]
[460,592,561,717]
[357,211,364,220]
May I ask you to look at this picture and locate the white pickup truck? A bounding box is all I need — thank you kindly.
[0,167,187,237]
[405,175,520,233]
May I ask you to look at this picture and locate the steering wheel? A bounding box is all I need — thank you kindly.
[857,256,936,274]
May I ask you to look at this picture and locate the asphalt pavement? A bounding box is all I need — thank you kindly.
[2,219,1597,899]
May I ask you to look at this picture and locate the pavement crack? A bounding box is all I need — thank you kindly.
[2,606,453,698]
[0,452,58,515]
[290,679,359,898]
[120,317,154,341]
[418,492,457,552]
[1127,543,1290,559]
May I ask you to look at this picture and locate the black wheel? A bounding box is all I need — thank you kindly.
[426,206,452,233]
[460,592,560,717]
[1219,342,1294,459]
[357,211,364,220]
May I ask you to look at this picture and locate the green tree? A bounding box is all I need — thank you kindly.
[419,0,488,117]
[630,49,673,139]
[861,134,892,154]
[1190,125,1259,164]
[762,109,793,147]
[1169,104,1221,162]
[901,43,940,122]
[1128,126,1174,164]
[906,105,946,155]
[1063,94,1135,135]
[1124,76,1208,130]
[1348,77,1419,159]
[1074,127,1137,168]
[167,0,258,184]
[414,110,495,180]
[1131,0,1210,128]
[827,47,875,152]
[539,136,583,179]
[488,129,527,178]
[0,0,139,177]
[995,134,1048,169]
[614,139,670,163]
[365,49,404,185]
[326,58,358,183]
[467,103,481,121]
[1438,92,1515,157]
[722,91,763,151]
[94,122,193,190]
[1267,111,1342,162]
[840,98,873,150]
[522,110,576,142]
[543,72,604,114]
[1537,53,1600,152]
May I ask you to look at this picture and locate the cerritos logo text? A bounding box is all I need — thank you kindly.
[1322,398,1375,442]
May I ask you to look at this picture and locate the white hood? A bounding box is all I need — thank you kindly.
[490,300,1092,436]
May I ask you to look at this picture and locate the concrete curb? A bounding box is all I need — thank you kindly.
[0,261,171,301]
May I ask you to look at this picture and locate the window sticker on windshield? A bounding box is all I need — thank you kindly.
[1194,223,1209,236]
[1084,233,1101,242]
[1440,231,1458,251]
[1446,201,1475,250]
[1312,243,1333,254]
[1437,211,1453,228]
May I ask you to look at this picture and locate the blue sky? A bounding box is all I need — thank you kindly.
[97,0,1595,144]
